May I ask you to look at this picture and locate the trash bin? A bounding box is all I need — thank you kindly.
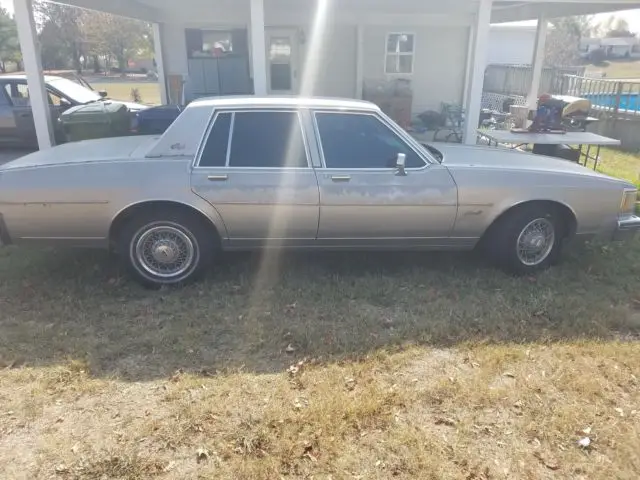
[132,105,182,135]
[60,101,132,142]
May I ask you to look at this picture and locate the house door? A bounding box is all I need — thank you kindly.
[266,29,298,94]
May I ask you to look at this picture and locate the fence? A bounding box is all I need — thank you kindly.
[483,64,586,96]
[559,75,640,117]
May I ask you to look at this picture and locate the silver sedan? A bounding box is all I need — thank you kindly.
[0,97,638,287]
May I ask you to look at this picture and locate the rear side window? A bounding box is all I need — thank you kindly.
[228,111,307,168]
[199,112,232,167]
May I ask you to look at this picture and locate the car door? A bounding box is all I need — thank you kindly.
[0,82,17,143]
[190,109,320,247]
[3,81,37,145]
[313,111,458,247]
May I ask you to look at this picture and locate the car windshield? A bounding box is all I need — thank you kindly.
[47,77,101,104]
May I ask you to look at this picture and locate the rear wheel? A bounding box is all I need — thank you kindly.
[484,205,564,275]
[118,210,215,288]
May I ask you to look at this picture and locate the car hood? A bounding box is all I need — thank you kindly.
[432,143,624,182]
[0,135,159,171]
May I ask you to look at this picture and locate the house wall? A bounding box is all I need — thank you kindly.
[159,19,469,114]
[298,24,358,98]
[361,25,469,113]
[487,27,536,65]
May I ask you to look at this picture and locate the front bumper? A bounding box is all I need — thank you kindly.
[0,214,11,246]
[614,215,640,241]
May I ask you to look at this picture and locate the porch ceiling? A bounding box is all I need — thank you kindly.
[59,0,639,24]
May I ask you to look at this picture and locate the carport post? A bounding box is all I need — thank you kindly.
[526,14,548,107]
[463,0,493,145]
[250,0,267,95]
[13,0,55,149]
[152,23,169,104]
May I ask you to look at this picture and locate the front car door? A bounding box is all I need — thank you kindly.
[312,111,459,247]
[190,109,320,247]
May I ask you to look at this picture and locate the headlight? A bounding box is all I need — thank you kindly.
[620,189,638,216]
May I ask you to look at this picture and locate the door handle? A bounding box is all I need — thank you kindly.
[330,175,351,182]
[207,175,228,181]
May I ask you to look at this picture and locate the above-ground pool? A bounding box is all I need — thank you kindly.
[585,93,640,113]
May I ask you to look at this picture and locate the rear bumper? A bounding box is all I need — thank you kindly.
[614,215,640,241]
[0,214,11,246]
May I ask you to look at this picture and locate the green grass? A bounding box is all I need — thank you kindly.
[91,81,161,105]
[598,148,640,189]
[584,59,640,79]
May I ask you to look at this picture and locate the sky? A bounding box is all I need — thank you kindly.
[1,0,640,34]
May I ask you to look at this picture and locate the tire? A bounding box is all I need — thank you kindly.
[117,209,215,288]
[484,205,564,275]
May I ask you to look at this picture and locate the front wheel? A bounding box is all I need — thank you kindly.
[118,211,214,288]
[485,206,564,275]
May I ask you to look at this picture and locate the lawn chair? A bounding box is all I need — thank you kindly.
[433,102,464,143]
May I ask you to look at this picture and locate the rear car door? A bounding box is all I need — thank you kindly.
[313,111,458,247]
[190,109,320,247]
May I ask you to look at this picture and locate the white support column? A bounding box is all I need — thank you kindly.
[250,0,267,96]
[152,23,168,105]
[13,0,54,149]
[355,25,364,99]
[463,0,492,145]
[462,24,475,113]
[527,14,548,107]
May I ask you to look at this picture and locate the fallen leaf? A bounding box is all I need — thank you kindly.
[285,344,296,354]
[344,377,356,391]
[534,451,560,471]
[196,447,210,463]
[582,426,592,435]
[615,407,624,417]
[434,417,456,427]
[503,372,516,378]
[163,461,176,472]
[54,464,68,474]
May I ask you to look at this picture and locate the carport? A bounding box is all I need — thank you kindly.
[12,0,639,149]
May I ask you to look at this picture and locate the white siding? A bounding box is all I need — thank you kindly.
[362,25,469,113]
[298,24,358,98]
[487,27,536,65]
[163,23,189,76]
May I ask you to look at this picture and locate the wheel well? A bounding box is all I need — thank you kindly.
[481,200,577,243]
[109,201,221,249]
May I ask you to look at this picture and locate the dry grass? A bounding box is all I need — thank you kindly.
[585,59,640,79]
[1,236,640,478]
[93,81,161,105]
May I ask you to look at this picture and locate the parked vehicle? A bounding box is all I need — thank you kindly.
[0,97,638,287]
[0,74,146,146]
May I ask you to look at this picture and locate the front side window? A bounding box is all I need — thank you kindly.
[385,33,414,74]
[228,111,307,168]
[315,112,425,169]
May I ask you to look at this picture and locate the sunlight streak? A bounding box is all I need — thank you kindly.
[247,0,332,319]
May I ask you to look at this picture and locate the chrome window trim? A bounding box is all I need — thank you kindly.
[193,108,312,170]
[311,110,432,171]
[192,108,228,169]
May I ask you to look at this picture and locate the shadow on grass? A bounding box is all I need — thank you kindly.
[0,241,639,381]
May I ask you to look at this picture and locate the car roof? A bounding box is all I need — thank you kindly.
[189,95,380,111]
[0,74,62,83]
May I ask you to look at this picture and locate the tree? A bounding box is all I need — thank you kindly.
[34,1,86,71]
[83,13,152,72]
[545,16,593,67]
[0,8,20,72]
[605,18,636,38]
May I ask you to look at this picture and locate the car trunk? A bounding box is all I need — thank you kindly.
[0,135,159,172]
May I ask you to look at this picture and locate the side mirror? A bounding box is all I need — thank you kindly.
[395,153,407,176]
[99,90,108,98]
